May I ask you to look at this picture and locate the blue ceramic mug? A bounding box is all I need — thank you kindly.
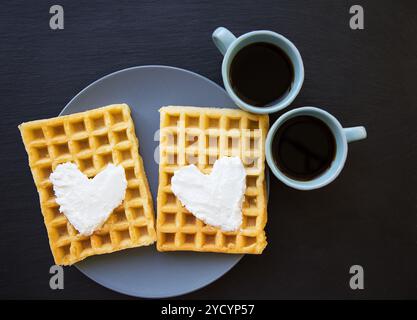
[212,27,304,114]
[266,107,367,190]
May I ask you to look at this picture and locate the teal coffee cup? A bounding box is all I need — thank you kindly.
[265,107,367,190]
[212,27,304,114]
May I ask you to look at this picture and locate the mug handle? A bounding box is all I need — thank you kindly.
[212,27,237,55]
[343,126,367,143]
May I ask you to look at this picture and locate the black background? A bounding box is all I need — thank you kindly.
[1,0,416,299]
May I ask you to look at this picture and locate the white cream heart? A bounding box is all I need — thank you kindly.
[171,156,246,231]
[50,162,127,236]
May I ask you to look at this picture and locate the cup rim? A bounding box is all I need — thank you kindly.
[222,30,304,115]
[265,106,348,190]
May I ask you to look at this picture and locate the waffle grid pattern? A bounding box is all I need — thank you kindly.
[157,106,268,254]
[19,104,156,265]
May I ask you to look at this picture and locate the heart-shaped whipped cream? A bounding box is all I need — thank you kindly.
[50,162,127,236]
[171,156,246,231]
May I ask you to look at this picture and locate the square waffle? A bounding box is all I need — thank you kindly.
[19,104,156,265]
[156,106,269,254]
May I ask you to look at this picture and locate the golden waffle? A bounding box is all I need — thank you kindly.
[19,104,156,265]
[157,106,269,254]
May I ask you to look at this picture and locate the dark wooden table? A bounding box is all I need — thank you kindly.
[1,0,416,299]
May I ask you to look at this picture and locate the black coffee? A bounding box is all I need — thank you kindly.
[229,42,294,107]
[272,116,336,181]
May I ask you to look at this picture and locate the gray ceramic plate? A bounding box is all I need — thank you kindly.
[60,65,247,298]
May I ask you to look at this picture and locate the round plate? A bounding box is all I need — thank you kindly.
[61,65,245,298]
